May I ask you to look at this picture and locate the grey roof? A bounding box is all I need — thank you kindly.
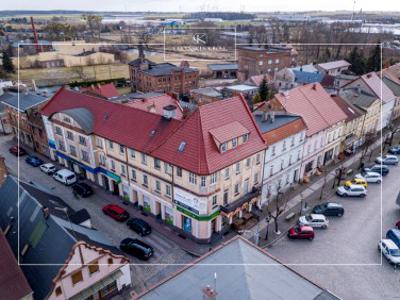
[191,87,222,98]
[0,177,118,300]
[254,113,302,134]
[340,88,377,110]
[143,63,197,76]
[56,107,94,134]
[207,63,238,71]
[0,91,49,112]
[138,237,340,300]
[383,77,400,97]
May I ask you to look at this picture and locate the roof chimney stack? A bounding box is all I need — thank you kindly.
[163,105,177,120]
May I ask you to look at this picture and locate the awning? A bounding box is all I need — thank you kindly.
[70,270,122,300]
[220,188,261,214]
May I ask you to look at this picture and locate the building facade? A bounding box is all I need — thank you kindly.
[316,60,351,76]
[41,88,266,242]
[237,45,298,81]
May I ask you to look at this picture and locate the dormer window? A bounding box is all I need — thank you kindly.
[220,143,227,153]
[242,133,249,143]
[232,138,238,148]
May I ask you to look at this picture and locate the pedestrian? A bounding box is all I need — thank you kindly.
[264,217,270,240]
[360,161,365,170]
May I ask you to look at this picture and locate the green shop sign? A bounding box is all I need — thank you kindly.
[176,206,220,221]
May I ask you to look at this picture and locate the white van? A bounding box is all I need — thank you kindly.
[53,169,77,186]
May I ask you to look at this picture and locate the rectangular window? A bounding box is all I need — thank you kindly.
[99,154,106,166]
[272,146,276,156]
[223,189,229,205]
[220,142,227,153]
[110,160,116,171]
[55,126,62,135]
[66,131,74,140]
[200,176,206,187]
[141,153,147,165]
[81,150,89,163]
[283,140,287,151]
[79,136,86,146]
[129,149,135,158]
[291,137,295,146]
[235,162,241,174]
[224,168,230,180]
[166,184,172,197]
[234,184,240,195]
[256,153,261,164]
[212,195,218,207]
[119,145,125,154]
[246,158,251,168]
[131,169,136,181]
[176,167,182,177]
[109,141,114,149]
[155,180,161,192]
[210,172,218,185]
[88,261,99,274]
[232,138,238,148]
[254,172,259,184]
[71,271,83,285]
[165,163,172,175]
[69,145,77,157]
[270,165,274,176]
[189,172,197,184]
[242,134,249,143]
[143,175,148,187]
[96,137,103,148]
[154,158,161,170]
[121,165,126,176]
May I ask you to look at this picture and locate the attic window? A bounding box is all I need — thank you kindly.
[178,141,186,152]
[220,143,227,153]
[242,133,249,143]
[150,130,156,136]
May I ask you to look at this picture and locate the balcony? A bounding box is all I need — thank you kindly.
[220,186,261,214]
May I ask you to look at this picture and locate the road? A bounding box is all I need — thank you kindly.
[267,155,400,299]
[0,135,193,293]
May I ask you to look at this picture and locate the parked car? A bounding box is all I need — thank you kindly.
[379,239,400,266]
[9,146,27,156]
[344,177,368,188]
[127,218,152,236]
[298,214,329,229]
[120,238,153,260]
[388,145,400,155]
[312,202,344,217]
[386,229,400,248]
[102,204,130,222]
[354,171,382,183]
[72,182,94,198]
[375,155,399,165]
[362,165,390,176]
[52,169,77,185]
[25,155,44,167]
[336,184,367,197]
[287,225,315,240]
[40,163,57,175]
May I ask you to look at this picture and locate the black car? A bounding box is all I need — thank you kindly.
[363,165,390,176]
[389,145,400,155]
[127,218,152,236]
[120,238,153,260]
[312,202,344,217]
[72,182,94,198]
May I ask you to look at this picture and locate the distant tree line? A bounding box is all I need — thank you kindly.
[188,12,256,20]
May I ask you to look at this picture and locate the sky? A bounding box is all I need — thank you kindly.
[3,0,400,12]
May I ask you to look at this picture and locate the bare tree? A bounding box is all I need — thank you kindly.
[266,188,289,234]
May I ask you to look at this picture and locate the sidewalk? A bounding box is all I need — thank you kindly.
[243,134,386,248]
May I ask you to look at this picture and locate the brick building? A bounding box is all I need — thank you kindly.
[237,45,298,81]
[129,48,199,96]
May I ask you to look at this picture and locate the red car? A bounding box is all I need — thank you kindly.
[102,204,130,222]
[9,146,27,156]
[287,225,315,240]
[396,220,400,230]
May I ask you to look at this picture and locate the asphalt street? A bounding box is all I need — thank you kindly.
[267,155,400,299]
[0,135,193,293]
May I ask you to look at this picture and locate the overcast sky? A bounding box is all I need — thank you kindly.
[3,0,400,12]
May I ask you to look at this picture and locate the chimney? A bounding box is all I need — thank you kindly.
[202,285,217,300]
[312,83,317,90]
[163,105,177,120]
[0,156,7,186]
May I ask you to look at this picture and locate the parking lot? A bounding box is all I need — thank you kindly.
[268,153,400,299]
[0,135,194,292]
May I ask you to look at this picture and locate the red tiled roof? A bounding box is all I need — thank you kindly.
[361,72,395,104]
[331,95,363,122]
[0,232,32,300]
[261,118,307,145]
[209,121,249,144]
[275,83,347,136]
[81,83,119,99]
[125,94,184,120]
[42,88,265,175]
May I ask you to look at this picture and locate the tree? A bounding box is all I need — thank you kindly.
[348,47,367,75]
[258,76,269,101]
[367,43,382,72]
[2,51,15,73]
[83,14,103,40]
[266,189,288,234]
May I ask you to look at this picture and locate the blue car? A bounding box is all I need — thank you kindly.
[388,145,400,155]
[25,155,44,167]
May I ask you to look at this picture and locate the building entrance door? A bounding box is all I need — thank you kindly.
[112,180,119,195]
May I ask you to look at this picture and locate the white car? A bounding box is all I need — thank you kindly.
[355,171,382,184]
[375,155,399,165]
[298,214,329,229]
[336,184,367,197]
[53,169,77,186]
[378,239,400,266]
[40,163,57,175]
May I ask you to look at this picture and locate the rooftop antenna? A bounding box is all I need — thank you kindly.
[30,16,41,53]
[351,0,356,21]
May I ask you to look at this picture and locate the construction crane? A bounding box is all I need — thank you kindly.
[30,16,42,53]
[351,0,357,21]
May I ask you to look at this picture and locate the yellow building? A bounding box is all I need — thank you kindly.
[41,88,266,242]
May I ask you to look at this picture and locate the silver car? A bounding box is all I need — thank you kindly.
[375,155,399,165]
[378,239,400,266]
